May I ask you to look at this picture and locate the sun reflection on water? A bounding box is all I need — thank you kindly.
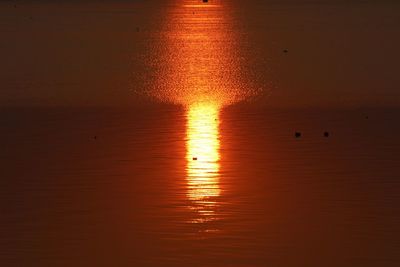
[151,0,254,107]
[152,0,253,228]
[186,103,221,205]
[186,103,222,225]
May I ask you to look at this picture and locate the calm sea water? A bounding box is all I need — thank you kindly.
[1,0,400,266]
[1,106,399,266]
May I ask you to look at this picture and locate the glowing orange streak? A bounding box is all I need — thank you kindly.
[186,103,221,203]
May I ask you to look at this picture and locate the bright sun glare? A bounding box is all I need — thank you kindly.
[186,103,221,202]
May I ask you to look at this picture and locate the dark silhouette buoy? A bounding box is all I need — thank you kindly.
[193,157,198,161]
[295,132,301,138]
[324,131,330,138]
[283,49,288,53]
[203,0,208,3]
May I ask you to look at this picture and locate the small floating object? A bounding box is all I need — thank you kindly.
[283,49,288,53]
[295,132,301,138]
[203,0,208,3]
[94,136,97,140]
[324,131,330,137]
[192,157,198,161]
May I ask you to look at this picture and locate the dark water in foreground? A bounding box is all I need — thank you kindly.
[1,106,399,266]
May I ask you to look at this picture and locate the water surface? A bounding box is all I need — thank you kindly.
[0,0,400,266]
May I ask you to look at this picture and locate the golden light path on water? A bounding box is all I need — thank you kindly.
[152,0,255,226]
[186,103,221,222]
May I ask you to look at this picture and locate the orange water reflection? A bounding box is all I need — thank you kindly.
[186,103,221,222]
[153,0,250,107]
[173,1,233,224]
[156,0,248,225]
